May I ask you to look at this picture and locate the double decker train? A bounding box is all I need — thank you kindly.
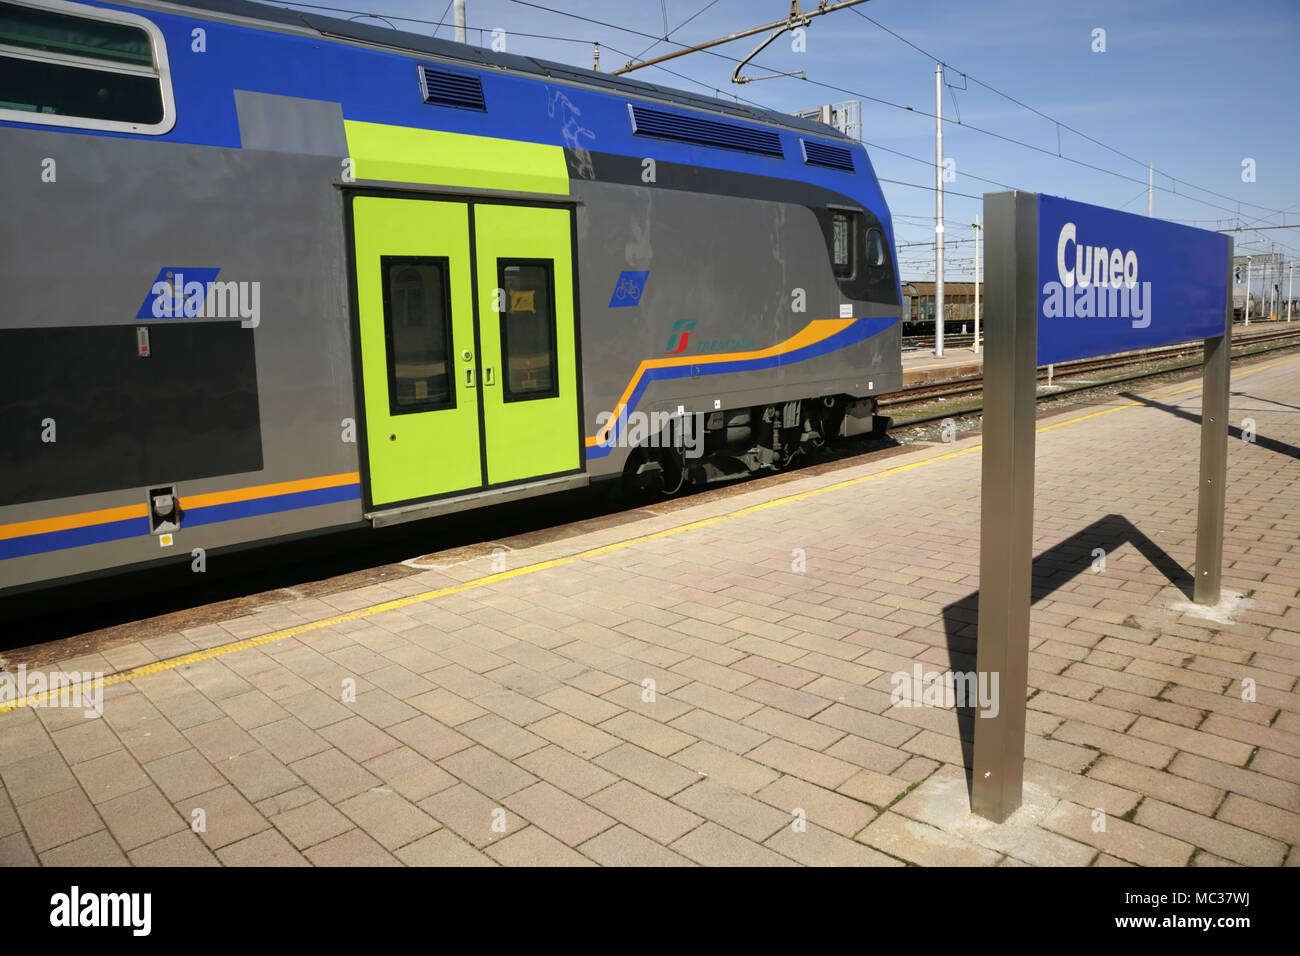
[0,0,903,594]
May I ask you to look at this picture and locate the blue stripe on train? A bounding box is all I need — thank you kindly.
[0,484,361,560]
[587,315,900,459]
[184,483,361,527]
[0,517,151,561]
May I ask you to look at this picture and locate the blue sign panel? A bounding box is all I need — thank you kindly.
[1036,195,1229,365]
[136,267,223,319]
[609,270,649,308]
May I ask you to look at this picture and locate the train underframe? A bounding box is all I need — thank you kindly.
[620,394,890,496]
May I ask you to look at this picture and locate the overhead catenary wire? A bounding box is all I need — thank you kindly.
[494,0,1299,225]
[266,0,1296,235]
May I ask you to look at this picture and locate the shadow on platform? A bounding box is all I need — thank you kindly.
[1122,391,1300,461]
[941,513,1193,801]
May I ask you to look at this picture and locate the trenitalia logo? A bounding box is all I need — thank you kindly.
[664,319,694,354]
[663,320,758,355]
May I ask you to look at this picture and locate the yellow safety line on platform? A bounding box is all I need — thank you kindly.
[5,352,1298,713]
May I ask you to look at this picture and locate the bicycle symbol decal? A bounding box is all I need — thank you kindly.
[609,270,649,308]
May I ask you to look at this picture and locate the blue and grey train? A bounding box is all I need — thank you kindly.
[0,0,903,593]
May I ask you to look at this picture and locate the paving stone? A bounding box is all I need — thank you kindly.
[595,743,702,798]
[0,749,78,806]
[145,749,228,802]
[0,832,37,866]
[598,711,696,757]
[515,744,619,799]
[71,749,152,805]
[364,746,458,802]
[537,685,625,724]
[484,825,597,866]
[337,788,440,850]
[456,714,548,760]
[305,827,403,865]
[418,783,515,849]
[98,786,186,851]
[836,766,914,807]
[587,780,704,845]
[856,811,1001,867]
[743,706,844,751]
[255,785,318,817]
[215,747,302,803]
[502,781,615,846]
[175,784,269,850]
[1133,798,1286,866]
[578,824,695,866]
[289,749,380,803]
[396,829,496,866]
[527,713,622,759]
[1214,792,1300,845]
[1127,716,1256,766]
[40,829,129,867]
[269,797,355,850]
[16,786,104,852]
[51,720,121,765]
[670,821,797,867]
[216,828,311,866]
[1086,756,1223,816]
[1040,800,1193,866]
[128,829,220,866]
[671,779,790,842]
[748,738,859,789]
[184,717,261,762]
[317,716,401,763]
[438,745,538,800]
[756,775,879,838]
[766,823,902,867]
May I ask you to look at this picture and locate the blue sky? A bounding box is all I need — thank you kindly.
[274,0,1300,284]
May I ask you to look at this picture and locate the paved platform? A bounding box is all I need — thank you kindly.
[2,354,1298,867]
[902,346,982,386]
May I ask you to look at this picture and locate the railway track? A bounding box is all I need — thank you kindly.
[885,326,1300,426]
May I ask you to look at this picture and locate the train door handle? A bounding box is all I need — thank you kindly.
[464,367,475,388]
[484,367,495,386]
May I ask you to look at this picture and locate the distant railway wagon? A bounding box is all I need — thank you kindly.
[0,0,903,593]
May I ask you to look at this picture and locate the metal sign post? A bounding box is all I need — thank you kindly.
[1194,250,1233,602]
[971,191,1232,823]
[970,192,1037,822]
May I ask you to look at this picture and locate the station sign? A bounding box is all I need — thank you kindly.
[1036,194,1230,365]
[972,190,1232,824]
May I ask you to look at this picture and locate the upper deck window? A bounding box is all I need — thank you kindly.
[0,0,175,134]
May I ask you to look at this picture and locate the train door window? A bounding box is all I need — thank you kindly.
[0,0,175,134]
[497,259,559,402]
[831,211,855,277]
[380,256,455,414]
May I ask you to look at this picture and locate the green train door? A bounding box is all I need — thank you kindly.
[352,196,482,506]
[474,203,581,485]
[352,196,581,509]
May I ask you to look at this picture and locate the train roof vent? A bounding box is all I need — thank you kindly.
[800,139,855,171]
[628,103,783,157]
[417,65,486,110]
